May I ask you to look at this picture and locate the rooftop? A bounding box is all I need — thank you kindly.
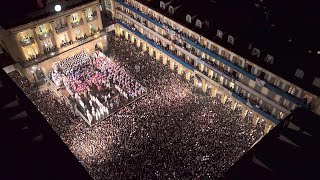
[135,0,320,96]
[0,0,96,30]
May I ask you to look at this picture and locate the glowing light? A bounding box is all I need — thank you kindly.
[32,66,36,70]
[54,5,62,12]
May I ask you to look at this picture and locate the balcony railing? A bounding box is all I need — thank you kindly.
[86,11,98,22]
[44,46,58,54]
[71,18,84,28]
[55,24,69,34]
[38,30,53,40]
[20,37,35,47]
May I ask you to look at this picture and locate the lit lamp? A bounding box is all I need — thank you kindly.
[54,4,62,12]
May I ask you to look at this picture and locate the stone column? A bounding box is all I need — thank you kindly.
[148,46,153,56]
[208,69,213,78]
[50,22,60,48]
[202,79,208,93]
[264,122,272,134]
[81,10,90,36]
[221,94,228,104]
[162,55,167,65]
[177,64,183,75]
[125,31,129,40]
[241,107,248,118]
[13,37,27,61]
[95,5,103,31]
[231,100,237,110]
[253,116,260,126]
[170,60,175,70]
[155,50,160,61]
[32,28,44,54]
[66,16,76,42]
[200,63,204,71]
[185,71,191,81]
[142,41,147,51]
[211,88,217,97]
[194,76,199,87]
[136,39,141,47]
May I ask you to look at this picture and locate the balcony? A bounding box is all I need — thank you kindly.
[44,46,58,54]
[55,24,69,34]
[86,11,98,22]
[20,37,35,47]
[38,30,53,40]
[60,41,73,48]
[71,18,84,28]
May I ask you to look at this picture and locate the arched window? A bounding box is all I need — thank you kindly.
[264,54,274,64]
[160,1,165,9]
[216,30,223,39]
[169,6,174,14]
[186,14,192,23]
[195,19,202,28]
[252,48,260,58]
[227,35,234,45]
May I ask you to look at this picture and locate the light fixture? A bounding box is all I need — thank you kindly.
[32,66,36,70]
[54,4,62,12]
[317,51,320,55]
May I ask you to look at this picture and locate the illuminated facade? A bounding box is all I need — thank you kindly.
[0,0,106,70]
[107,0,320,132]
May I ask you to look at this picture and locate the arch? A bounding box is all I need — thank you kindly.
[186,14,192,23]
[160,1,166,9]
[95,42,103,52]
[195,19,202,28]
[169,6,174,14]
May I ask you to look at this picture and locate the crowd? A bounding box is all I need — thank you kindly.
[8,33,265,180]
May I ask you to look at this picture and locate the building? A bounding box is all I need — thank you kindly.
[0,0,106,80]
[107,0,320,133]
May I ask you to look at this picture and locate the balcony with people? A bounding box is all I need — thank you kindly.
[70,13,84,28]
[20,36,35,47]
[86,8,98,22]
[37,24,53,40]
[55,23,69,34]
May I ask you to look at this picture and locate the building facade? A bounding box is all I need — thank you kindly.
[0,0,106,76]
[106,0,320,132]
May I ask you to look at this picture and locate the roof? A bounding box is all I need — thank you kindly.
[0,0,96,30]
[136,0,320,96]
[224,107,320,179]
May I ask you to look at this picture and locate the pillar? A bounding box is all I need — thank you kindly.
[95,5,103,31]
[155,51,160,61]
[148,46,153,56]
[50,22,60,48]
[130,35,135,44]
[241,107,248,118]
[81,10,90,36]
[202,79,208,93]
[200,63,204,71]
[194,76,199,87]
[66,16,76,42]
[211,88,217,97]
[115,25,120,36]
[177,65,183,75]
[264,122,272,134]
[32,28,44,54]
[253,116,260,126]
[221,94,228,104]
[136,39,141,47]
[231,101,237,111]
[162,55,167,65]
[13,37,27,61]
[170,60,175,70]
[208,69,214,78]
[142,41,147,51]
[185,71,191,81]
[125,31,129,40]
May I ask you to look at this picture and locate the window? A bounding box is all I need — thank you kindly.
[186,14,192,23]
[195,19,202,28]
[252,48,260,58]
[169,6,174,14]
[265,54,274,64]
[294,69,304,79]
[313,77,320,88]
[288,86,295,95]
[227,35,234,45]
[160,1,165,9]
[216,30,223,39]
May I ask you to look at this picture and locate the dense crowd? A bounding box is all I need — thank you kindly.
[9,33,265,180]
